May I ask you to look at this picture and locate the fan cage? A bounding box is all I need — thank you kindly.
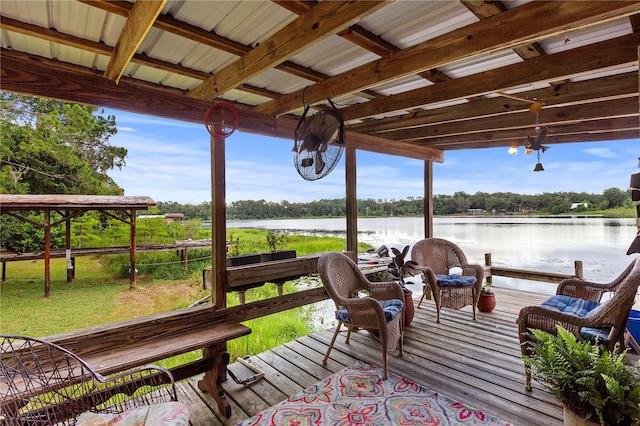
[205,102,239,138]
[293,101,345,181]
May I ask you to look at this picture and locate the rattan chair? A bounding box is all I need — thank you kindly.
[319,252,404,380]
[411,238,484,322]
[518,258,640,390]
[0,334,184,425]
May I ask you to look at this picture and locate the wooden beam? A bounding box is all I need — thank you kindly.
[79,0,336,84]
[0,16,282,100]
[460,0,546,60]
[349,72,638,134]
[386,97,639,141]
[103,0,166,82]
[254,1,640,116]
[187,1,391,100]
[339,32,640,122]
[418,117,639,149]
[345,131,443,162]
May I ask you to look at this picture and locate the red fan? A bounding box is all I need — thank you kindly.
[204,102,239,138]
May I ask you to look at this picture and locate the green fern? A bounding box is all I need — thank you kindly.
[523,326,640,425]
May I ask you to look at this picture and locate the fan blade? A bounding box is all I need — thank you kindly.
[315,150,325,175]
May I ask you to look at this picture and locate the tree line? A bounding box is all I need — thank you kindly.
[155,187,631,220]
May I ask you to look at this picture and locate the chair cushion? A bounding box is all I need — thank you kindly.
[335,299,404,323]
[76,402,189,426]
[539,295,600,317]
[435,274,477,287]
[579,326,611,344]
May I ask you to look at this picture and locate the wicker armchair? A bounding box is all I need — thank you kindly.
[518,258,640,390]
[411,238,484,322]
[319,252,404,380]
[0,334,185,425]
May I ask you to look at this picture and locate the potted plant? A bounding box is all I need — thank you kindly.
[477,281,496,313]
[259,230,296,262]
[388,246,418,326]
[522,325,640,426]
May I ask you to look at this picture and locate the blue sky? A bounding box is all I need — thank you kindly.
[106,108,639,205]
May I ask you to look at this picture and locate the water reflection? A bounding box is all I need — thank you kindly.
[228,216,638,295]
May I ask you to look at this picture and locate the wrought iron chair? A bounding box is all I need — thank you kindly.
[318,252,404,380]
[0,334,186,425]
[411,238,484,322]
[518,258,640,390]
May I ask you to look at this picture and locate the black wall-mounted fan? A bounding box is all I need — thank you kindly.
[292,99,345,181]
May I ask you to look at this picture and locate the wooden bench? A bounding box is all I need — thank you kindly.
[16,306,251,419]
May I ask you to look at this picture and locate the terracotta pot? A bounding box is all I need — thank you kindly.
[404,289,415,326]
[477,292,496,313]
[563,406,599,426]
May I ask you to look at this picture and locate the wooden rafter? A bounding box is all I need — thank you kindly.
[103,0,166,82]
[187,1,391,100]
[460,0,547,60]
[350,73,639,135]
[339,32,640,122]
[0,16,282,101]
[386,98,638,142]
[77,0,336,87]
[418,117,639,149]
[254,1,640,116]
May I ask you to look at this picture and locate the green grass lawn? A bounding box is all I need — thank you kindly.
[0,231,372,366]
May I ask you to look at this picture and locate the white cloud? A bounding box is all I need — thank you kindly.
[583,147,616,158]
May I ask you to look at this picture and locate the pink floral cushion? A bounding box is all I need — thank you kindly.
[76,402,189,426]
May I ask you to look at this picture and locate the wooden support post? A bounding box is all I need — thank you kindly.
[574,260,583,280]
[44,210,50,298]
[424,161,434,238]
[129,210,137,289]
[211,133,228,310]
[65,214,73,283]
[183,248,188,270]
[2,261,5,281]
[485,253,493,286]
[198,343,232,418]
[345,146,358,255]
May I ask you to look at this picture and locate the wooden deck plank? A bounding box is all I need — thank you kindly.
[178,287,581,425]
[175,382,224,426]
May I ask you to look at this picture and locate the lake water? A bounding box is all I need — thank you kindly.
[228,216,639,296]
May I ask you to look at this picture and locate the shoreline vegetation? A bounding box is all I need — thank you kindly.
[153,188,634,220]
[0,229,372,369]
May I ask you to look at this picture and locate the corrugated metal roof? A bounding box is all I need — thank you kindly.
[1,0,638,151]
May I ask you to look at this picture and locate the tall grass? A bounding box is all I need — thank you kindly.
[0,229,372,369]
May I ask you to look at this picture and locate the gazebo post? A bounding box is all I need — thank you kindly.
[44,210,51,298]
[130,209,137,289]
[65,213,73,283]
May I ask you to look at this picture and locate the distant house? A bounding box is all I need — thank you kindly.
[467,208,486,215]
[570,202,588,210]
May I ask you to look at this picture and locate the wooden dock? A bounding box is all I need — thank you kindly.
[174,287,585,425]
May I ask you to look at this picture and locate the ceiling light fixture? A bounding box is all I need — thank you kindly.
[508,145,518,155]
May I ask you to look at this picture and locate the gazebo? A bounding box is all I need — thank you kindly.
[0,194,156,297]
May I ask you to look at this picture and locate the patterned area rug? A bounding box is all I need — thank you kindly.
[237,361,513,425]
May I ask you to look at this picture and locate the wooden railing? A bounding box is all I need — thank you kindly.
[484,253,584,285]
[24,250,589,418]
